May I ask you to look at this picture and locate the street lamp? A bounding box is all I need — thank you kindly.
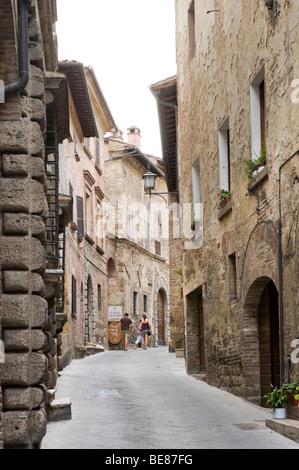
[142,171,178,204]
[142,171,158,192]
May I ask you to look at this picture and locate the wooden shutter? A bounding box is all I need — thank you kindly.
[71,275,77,317]
[76,196,84,236]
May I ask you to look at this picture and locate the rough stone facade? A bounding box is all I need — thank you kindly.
[175,0,299,404]
[0,0,70,448]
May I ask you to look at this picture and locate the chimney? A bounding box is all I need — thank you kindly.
[127,125,141,149]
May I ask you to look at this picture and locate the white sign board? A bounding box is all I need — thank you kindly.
[108,306,123,322]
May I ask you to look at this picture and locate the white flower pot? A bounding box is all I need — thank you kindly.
[273,407,287,419]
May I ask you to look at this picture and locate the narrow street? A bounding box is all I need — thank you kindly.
[41,347,299,450]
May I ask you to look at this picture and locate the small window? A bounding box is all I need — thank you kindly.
[143,293,148,313]
[155,240,161,256]
[71,275,77,317]
[228,253,237,301]
[250,67,266,159]
[133,291,138,315]
[188,0,196,58]
[218,118,231,192]
[76,196,84,236]
[97,284,102,312]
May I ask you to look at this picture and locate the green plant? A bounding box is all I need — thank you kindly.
[241,141,267,180]
[282,381,299,395]
[217,189,231,202]
[174,269,183,288]
[264,386,288,410]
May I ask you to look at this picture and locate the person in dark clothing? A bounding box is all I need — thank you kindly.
[140,314,151,350]
[119,313,132,351]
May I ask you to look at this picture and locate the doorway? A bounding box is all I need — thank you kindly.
[243,277,280,406]
[157,290,165,345]
[185,286,205,374]
[259,281,280,407]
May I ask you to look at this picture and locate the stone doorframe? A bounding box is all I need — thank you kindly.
[241,222,280,405]
[154,276,170,347]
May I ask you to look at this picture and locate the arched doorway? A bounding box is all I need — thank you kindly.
[259,281,280,406]
[157,290,165,345]
[243,277,280,406]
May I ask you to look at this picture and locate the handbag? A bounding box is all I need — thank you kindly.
[148,329,151,336]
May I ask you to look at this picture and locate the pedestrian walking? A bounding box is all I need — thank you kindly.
[119,313,132,351]
[133,320,144,349]
[140,314,151,349]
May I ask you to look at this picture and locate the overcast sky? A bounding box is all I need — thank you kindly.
[56,0,177,157]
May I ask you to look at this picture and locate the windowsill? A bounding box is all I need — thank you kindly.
[247,165,268,193]
[85,234,95,245]
[96,244,104,255]
[218,197,232,221]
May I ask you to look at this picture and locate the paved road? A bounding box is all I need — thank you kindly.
[41,347,299,450]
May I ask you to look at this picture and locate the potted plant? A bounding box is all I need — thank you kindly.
[217,189,231,209]
[241,142,266,181]
[282,381,299,406]
[264,386,288,419]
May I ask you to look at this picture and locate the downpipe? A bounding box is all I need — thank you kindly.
[4,0,31,100]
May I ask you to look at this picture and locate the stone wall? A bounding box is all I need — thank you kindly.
[0,0,56,448]
[175,0,299,401]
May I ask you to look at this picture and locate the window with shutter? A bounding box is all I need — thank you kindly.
[71,275,77,317]
[76,196,84,236]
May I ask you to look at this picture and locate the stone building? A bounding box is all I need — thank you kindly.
[105,127,170,348]
[57,61,117,365]
[0,0,72,448]
[166,0,299,405]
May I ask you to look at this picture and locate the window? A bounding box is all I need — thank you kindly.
[188,0,196,58]
[97,284,102,312]
[127,207,134,242]
[86,191,92,237]
[143,293,148,314]
[218,118,231,192]
[192,157,201,220]
[155,240,161,256]
[95,138,100,166]
[133,291,138,315]
[96,201,104,249]
[71,275,77,317]
[144,219,150,251]
[73,133,78,155]
[250,67,266,158]
[228,253,237,301]
[76,196,84,236]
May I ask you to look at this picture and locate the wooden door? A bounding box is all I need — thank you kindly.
[198,293,205,372]
[157,290,165,345]
[259,282,280,407]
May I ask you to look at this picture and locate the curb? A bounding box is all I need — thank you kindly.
[266,418,299,444]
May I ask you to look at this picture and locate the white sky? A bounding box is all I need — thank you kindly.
[56,0,177,157]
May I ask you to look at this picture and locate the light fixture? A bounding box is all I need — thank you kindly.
[142,171,178,204]
[142,171,158,192]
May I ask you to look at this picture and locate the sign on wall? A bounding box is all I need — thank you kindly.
[108,322,122,345]
[108,306,123,322]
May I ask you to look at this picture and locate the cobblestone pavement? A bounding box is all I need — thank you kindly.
[41,347,299,450]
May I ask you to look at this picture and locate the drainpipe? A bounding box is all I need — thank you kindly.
[5,0,31,100]
[278,149,299,386]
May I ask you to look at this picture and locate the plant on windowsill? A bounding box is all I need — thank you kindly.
[191,217,201,231]
[217,189,231,209]
[264,386,288,419]
[241,142,267,181]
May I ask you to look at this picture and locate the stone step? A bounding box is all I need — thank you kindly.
[47,398,72,422]
[175,348,184,358]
